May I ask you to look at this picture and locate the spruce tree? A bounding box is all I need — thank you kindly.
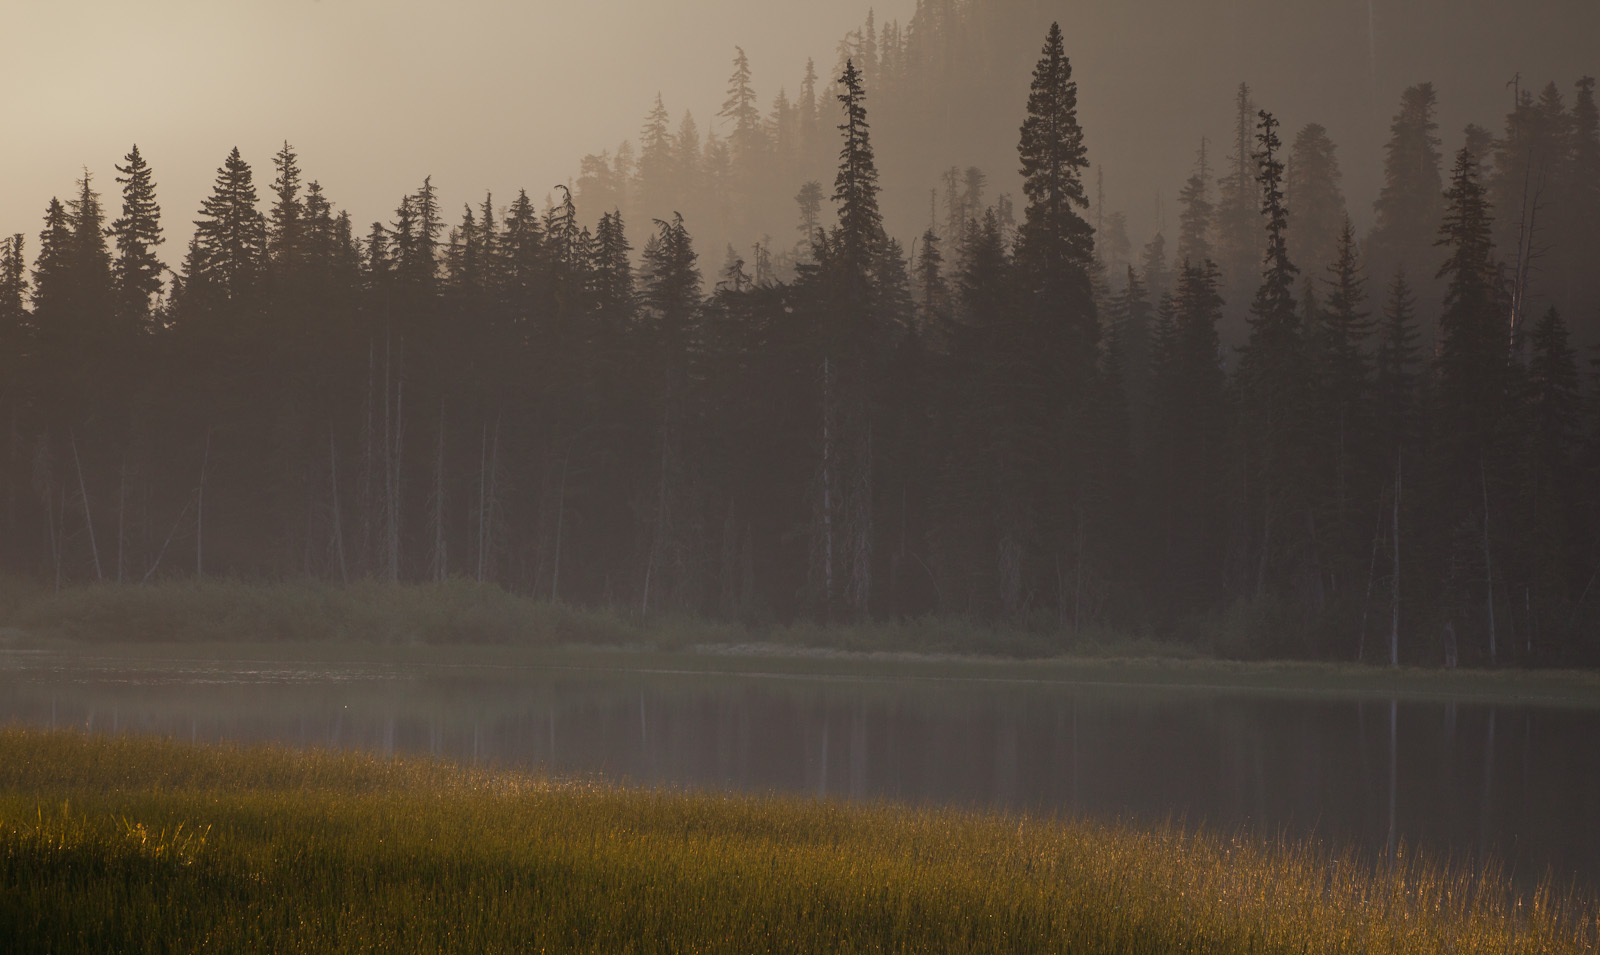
[720,47,766,169]
[186,147,265,307]
[110,145,164,331]
[267,141,304,277]
[1435,146,1503,440]
[636,94,675,219]
[1176,139,1214,267]
[1368,84,1444,317]
[1374,269,1420,458]
[1522,307,1580,657]
[832,58,884,271]
[1215,83,1260,344]
[1285,123,1347,279]
[31,198,74,326]
[1236,109,1310,605]
[66,172,114,331]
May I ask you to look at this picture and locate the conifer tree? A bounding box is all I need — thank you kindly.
[637,94,675,219]
[1176,138,1214,267]
[832,58,884,271]
[32,198,75,326]
[186,147,265,307]
[1319,220,1373,420]
[1140,232,1170,300]
[1435,146,1503,439]
[1369,84,1443,301]
[1285,123,1347,279]
[1215,83,1260,343]
[1148,259,1228,615]
[1522,307,1579,656]
[720,47,766,169]
[1373,270,1420,458]
[268,141,304,277]
[1236,109,1312,604]
[67,172,114,330]
[110,145,164,331]
[0,235,25,332]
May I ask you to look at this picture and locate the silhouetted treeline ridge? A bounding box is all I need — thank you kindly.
[2,23,1599,666]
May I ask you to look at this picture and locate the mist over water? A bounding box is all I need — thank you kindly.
[5,650,1597,895]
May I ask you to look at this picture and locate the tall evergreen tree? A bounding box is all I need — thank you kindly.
[1368,83,1445,332]
[1236,109,1312,606]
[185,147,265,308]
[110,145,164,331]
[1285,123,1347,279]
[267,141,305,279]
[1176,138,1214,267]
[1215,83,1260,346]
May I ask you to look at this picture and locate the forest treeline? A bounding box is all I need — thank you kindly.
[2,15,1599,666]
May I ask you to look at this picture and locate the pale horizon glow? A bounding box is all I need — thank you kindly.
[3,0,1596,266]
[3,0,912,254]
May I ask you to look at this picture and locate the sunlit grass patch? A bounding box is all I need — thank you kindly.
[0,728,1593,954]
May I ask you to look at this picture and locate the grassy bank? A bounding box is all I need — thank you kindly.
[5,576,1600,706]
[1,729,1593,954]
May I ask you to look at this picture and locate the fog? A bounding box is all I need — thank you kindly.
[7,0,1595,253]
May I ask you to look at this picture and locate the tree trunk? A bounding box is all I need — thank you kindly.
[70,433,103,582]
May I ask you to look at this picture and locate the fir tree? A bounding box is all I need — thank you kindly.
[267,141,304,277]
[110,145,164,331]
[1285,123,1347,279]
[720,47,766,168]
[186,147,265,307]
[832,58,884,270]
[1176,138,1214,267]
[1215,83,1260,342]
[66,172,114,329]
[32,198,75,324]
[1373,269,1421,458]
[1435,146,1503,438]
[1369,84,1444,294]
[637,94,675,218]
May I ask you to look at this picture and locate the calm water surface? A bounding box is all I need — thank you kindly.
[2,648,1597,892]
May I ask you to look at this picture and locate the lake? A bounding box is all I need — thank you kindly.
[2,646,1596,893]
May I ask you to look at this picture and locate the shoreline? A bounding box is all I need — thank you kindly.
[6,633,1599,708]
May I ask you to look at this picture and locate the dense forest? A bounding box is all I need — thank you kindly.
[2,7,1599,667]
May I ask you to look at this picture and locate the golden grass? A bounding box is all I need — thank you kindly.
[0,728,1593,954]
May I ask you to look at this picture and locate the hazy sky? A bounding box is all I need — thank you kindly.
[4,0,1596,259]
[1,0,912,250]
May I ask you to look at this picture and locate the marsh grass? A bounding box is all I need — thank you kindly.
[0,728,1593,954]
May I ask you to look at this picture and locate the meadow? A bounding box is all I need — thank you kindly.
[0,728,1594,954]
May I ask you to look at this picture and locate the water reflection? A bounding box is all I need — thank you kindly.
[2,651,1596,892]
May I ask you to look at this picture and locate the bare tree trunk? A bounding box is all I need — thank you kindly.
[383,330,404,584]
[1480,456,1496,664]
[1074,505,1085,632]
[69,433,103,582]
[45,484,61,593]
[821,356,834,615]
[116,458,127,584]
[551,455,567,603]
[329,425,347,584]
[142,498,193,584]
[361,339,376,573]
[1391,452,1402,668]
[1358,487,1385,663]
[196,430,210,579]
[430,402,446,582]
[476,421,488,583]
[643,412,671,617]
